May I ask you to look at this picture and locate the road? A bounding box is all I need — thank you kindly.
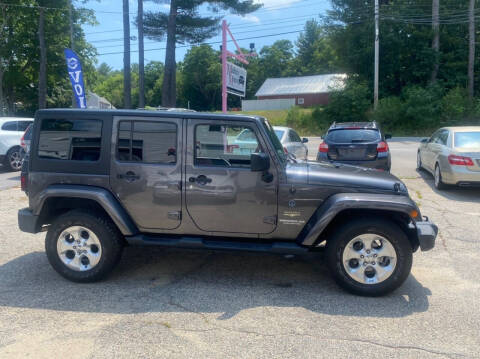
[0,141,479,358]
[0,165,20,190]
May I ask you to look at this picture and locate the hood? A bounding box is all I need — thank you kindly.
[286,161,408,194]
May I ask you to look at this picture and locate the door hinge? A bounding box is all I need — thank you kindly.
[168,211,182,221]
[263,215,277,225]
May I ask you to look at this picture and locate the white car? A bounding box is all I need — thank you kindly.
[0,117,34,171]
[273,126,309,160]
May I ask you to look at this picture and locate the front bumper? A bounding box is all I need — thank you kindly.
[416,219,438,251]
[18,208,40,234]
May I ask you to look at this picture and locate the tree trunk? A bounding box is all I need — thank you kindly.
[468,0,475,100]
[162,0,177,107]
[138,0,145,108]
[430,0,440,83]
[123,0,132,109]
[38,8,47,109]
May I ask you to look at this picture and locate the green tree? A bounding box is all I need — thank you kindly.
[139,0,261,108]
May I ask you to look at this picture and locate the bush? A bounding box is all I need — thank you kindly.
[441,87,470,125]
[371,96,404,133]
[400,85,443,132]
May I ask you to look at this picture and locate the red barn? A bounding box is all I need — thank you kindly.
[255,74,347,107]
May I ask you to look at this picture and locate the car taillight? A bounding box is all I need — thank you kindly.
[318,142,329,153]
[21,171,28,193]
[20,133,26,149]
[283,146,289,154]
[377,141,389,153]
[448,154,474,166]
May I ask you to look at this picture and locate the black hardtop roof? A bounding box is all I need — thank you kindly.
[35,109,265,123]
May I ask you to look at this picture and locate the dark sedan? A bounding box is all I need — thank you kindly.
[316,122,392,171]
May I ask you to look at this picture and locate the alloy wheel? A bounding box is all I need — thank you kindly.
[56,226,102,271]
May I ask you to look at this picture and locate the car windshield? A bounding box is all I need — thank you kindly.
[326,129,381,143]
[262,119,287,163]
[274,130,285,140]
[454,131,480,148]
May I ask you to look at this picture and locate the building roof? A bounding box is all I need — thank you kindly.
[255,74,347,97]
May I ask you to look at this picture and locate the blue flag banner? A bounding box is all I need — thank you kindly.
[64,49,87,109]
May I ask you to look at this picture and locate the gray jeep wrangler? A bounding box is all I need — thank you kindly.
[18,109,438,296]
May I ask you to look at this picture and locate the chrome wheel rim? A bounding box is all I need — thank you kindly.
[342,234,397,285]
[9,150,22,170]
[435,166,440,187]
[56,226,102,271]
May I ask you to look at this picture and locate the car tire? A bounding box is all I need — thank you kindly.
[325,218,413,296]
[416,151,423,170]
[45,209,124,283]
[4,146,23,171]
[434,163,447,190]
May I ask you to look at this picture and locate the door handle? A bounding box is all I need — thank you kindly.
[189,175,212,185]
[117,171,140,182]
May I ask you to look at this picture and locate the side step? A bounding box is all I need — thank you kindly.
[126,235,310,255]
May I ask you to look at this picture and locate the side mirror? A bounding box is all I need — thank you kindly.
[421,138,428,143]
[302,137,309,143]
[385,134,392,140]
[251,153,270,172]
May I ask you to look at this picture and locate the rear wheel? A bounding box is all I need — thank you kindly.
[434,163,447,190]
[326,218,412,296]
[45,210,124,282]
[4,146,23,171]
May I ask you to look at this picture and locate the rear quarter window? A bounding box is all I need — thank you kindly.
[326,129,381,143]
[454,132,480,148]
[38,119,102,161]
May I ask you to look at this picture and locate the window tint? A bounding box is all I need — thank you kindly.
[117,120,177,164]
[38,119,102,161]
[24,124,33,140]
[289,130,302,142]
[195,124,260,168]
[274,129,285,140]
[436,130,449,145]
[326,129,381,143]
[454,132,480,148]
[1,121,17,131]
[18,121,32,132]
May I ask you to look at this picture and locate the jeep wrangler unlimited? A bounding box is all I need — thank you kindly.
[18,109,437,296]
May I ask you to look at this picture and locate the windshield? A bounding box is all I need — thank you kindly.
[274,130,285,141]
[326,129,381,143]
[262,119,287,163]
[454,132,480,148]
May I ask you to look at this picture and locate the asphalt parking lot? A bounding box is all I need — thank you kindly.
[0,140,479,358]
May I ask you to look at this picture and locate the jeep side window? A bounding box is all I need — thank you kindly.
[117,120,177,164]
[38,119,102,161]
[195,124,261,168]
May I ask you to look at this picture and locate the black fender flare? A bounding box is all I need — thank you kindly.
[32,184,138,236]
[298,193,421,246]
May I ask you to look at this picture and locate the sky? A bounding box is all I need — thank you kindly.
[82,0,332,70]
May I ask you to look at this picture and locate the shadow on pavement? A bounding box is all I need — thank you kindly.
[0,247,431,319]
[417,168,480,203]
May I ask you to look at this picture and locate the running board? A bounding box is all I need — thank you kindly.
[126,235,310,255]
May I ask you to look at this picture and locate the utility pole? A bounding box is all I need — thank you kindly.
[138,0,145,108]
[468,0,475,101]
[431,0,440,83]
[374,0,379,110]
[38,7,47,109]
[69,0,76,108]
[123,0,132,109]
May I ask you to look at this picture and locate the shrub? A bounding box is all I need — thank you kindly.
[370,96,404,133]
[400,85,443,131]
[441,87,470,125]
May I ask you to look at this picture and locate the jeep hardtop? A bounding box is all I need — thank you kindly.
[18,109,438,296]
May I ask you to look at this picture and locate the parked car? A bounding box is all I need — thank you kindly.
[19,109,437,296]
[0,117,34,171]
[273,126,309,160]
[317,122,392,171]
[21,124,33,154]
[417,126,480,189]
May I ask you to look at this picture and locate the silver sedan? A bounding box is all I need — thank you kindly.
[273,126,309,160]
[417,126,480,189]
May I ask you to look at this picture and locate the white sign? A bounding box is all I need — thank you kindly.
[227,62,247,97]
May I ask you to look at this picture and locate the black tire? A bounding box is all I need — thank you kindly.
[416,151,423,170]
[325,218,413,296]
[4,146,23,171]
[434,163,448,190]
[45,209,124,282]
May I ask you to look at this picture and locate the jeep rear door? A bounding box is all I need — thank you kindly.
[185,119,278,234]
[110,116,182,230]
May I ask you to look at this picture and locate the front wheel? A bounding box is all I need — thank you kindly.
[416,151,423,170]
[326,218,412,296]
[45,210,124,282]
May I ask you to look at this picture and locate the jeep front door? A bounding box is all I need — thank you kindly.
[111,117,182,230]
[185,120,278,234]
